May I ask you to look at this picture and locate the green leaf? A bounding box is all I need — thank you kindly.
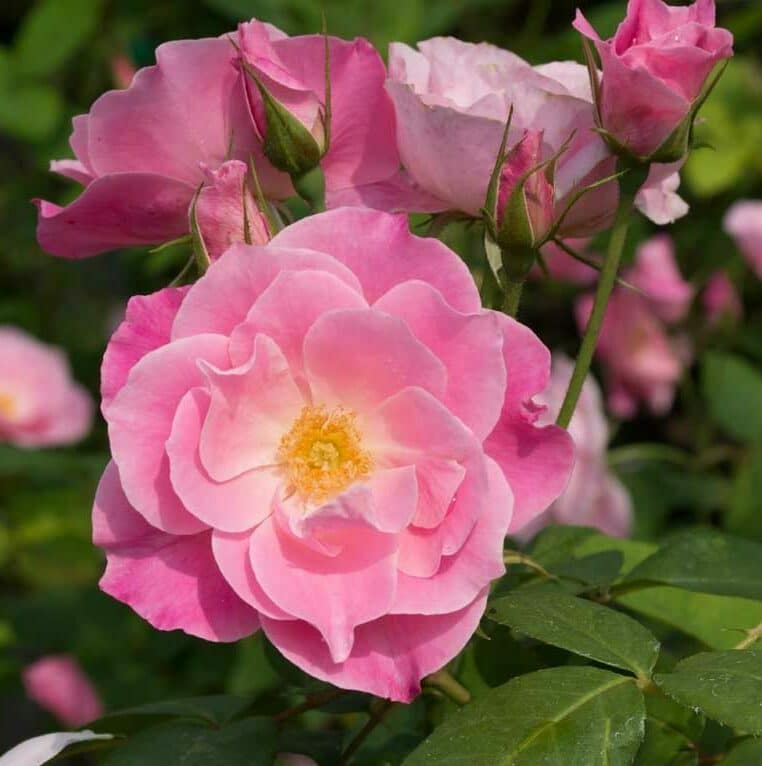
[728,444,762,542]
[722,738,762,765]
[617,587,762,650]
[101,718,277,766]
[0,83,62,141]
[488,590,660,678]
[402,667,645,766]
[92,696,252,735]
[624,529,762,601]
[701,352,762,443]
[14,0,104,78]
[656,648,762,736]
[633,694,703,766]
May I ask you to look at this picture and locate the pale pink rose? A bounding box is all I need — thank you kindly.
[519,355,632,540]
[94,208,573,702]
[0,327,93,448]
[22,656,103,728]
[702,271,742,325]
[724,200,762,279]
[574,0,733,159]
[0,731,112,766]
[36,33,277,262]
[625,234,693,322]
[359,37,687,231]
[236,21,400,206]
[576,288,687,419]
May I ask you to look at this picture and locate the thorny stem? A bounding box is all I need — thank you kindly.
[337,700,395,765]
[556,192,631,429]
[424,670,472,706]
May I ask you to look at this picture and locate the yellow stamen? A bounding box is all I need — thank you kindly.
[277,404,372,504]
[0,393,16,419]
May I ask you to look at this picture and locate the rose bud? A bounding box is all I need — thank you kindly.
[574,0,733,162]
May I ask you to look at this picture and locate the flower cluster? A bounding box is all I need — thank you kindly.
[29,0,735,703]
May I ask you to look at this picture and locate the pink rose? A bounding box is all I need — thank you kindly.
[724,200,762,279]
[35,34,276,262]
[237,22,399,202]
[576,288,687,419]
[702,271,742,325]
[520,355,633,540]
[0,327,92,448]
[625,234,693,322]
[95,208,573,701]
[372,37,687,233]
[574,0,733,159]
[22,656,103,728]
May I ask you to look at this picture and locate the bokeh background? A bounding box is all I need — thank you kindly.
[1,0,761,754]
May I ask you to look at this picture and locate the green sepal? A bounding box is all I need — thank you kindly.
[483,104,515,237]
[240,60,322,178]
[247,154,280,236]
[580,35,603,127]
[292,165,326,212]
[188,185,211,274]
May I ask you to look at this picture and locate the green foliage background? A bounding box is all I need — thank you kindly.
[1,1,762,764]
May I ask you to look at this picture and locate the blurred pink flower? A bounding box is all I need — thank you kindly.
[536,239,599,285]
[724,200,762,279]
[364,37,688,231]
[702,271,742,325]
[0,327,92,448]
[625,233,693,322]
[110,53,136,89]
[94,208,573,701]
[576,288,688,419]
[520,355,633,540]
[574,0,733,159]
[22,656,103,728]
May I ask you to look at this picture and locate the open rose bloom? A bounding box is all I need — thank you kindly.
[380,37,689,232]
[35,22,399,262]
[0,327,93,448]
[95,208,573,701]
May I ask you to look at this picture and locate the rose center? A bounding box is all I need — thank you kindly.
[0,392,17,419]
[276,404,373,504]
